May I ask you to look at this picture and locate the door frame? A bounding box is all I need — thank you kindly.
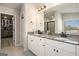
[0,13,16,49]
[0,13,1,49]
[47,21,55,33]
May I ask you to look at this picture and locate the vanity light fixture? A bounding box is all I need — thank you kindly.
[38,5,46,11]
[38,7,42,11]
[4,16,7,19]
[41,5,45,9]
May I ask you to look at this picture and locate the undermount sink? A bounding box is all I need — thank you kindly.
[54,37,79,44]
[54,37,69,41]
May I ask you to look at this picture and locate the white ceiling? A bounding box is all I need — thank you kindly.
[0,3,61,11]
[45,3,79,14]
[0,3,23,10]
[31,3,43,9]
[44,3,79,19]
[32,3,61,9]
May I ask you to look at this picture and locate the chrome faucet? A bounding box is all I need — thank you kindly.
[61,32,67,37]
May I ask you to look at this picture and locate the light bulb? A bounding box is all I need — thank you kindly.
[41,6,44,9]
[4,16,7,19]
[38,8,41,11]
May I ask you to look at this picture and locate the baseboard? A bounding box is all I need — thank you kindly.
[24,48,28,51]
[15,43,28,51]
[15,43,21,47]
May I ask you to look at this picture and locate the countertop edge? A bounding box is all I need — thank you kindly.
[28,34,79,45]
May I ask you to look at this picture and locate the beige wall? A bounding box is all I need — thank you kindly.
[20,3,44,51]
[54,11,63,34]
[20,4,25,47]
[62,13,79,20]
[20,4,37,50]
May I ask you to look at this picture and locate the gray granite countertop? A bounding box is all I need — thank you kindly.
[28,33,79,45]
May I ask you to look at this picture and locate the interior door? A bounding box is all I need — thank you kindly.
[0,14,1,49]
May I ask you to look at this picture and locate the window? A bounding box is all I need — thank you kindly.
[64,18,79,35]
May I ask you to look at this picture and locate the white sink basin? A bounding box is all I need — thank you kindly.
[54,37,79,44]
[54,37,69,41]
[66,40,79,44]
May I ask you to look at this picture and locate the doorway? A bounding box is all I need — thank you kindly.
[1,13,14,49]
[47,21,55,34]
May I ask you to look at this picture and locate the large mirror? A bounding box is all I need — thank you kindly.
[44,3,79,35]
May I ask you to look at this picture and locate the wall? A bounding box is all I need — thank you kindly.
[0,5,20,48]
[20,4,25,47]
[20,3,44,51]
[54,11,63,34]
[36,12,44,32]
[62,13,79,20]
[20,4,37,50]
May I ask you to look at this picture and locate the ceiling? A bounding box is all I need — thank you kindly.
[44,3,79,20]
[0,3,61,11]
[0,3,23,10]
[45,3,79,14]
[32,3,61,9]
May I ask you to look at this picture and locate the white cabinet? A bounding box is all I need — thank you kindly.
[45,44,75,56]
[76,45,79,56]
[45,39,76,56]
[45,44,57,56]
[28,35,38,55]
[36,37,45,56]
[28,35,45,56]
[28,35,76,56]
[56,47,75,56]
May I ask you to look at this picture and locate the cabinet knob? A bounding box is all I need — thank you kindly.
[53,49,56,51]
[56,50,59,52]
[43,45,45,46]
[31,40,33,42]
[40,39,41,40]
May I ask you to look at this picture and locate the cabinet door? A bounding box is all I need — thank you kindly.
[45,44,75,56]
[28,35,35,52]
[28,35,39,55]
[45,44,57,56]
[77,46,79,56]
[36,37,45,56]
[56,48,75,56]
[45,39,76,56]
[28,35,45,56]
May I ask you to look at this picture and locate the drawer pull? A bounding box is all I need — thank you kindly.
[56,50,59,52]
[40,39,41,40]
[31,40,33,42]
[43,45,45,46]
[53,49,56,51]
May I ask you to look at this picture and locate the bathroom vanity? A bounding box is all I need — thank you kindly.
[28,33,79,56]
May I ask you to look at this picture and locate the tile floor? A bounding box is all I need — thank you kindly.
[0,37,35,56]
[0,46,35,56]
[1,37,14,49]
[0,46,24,56]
